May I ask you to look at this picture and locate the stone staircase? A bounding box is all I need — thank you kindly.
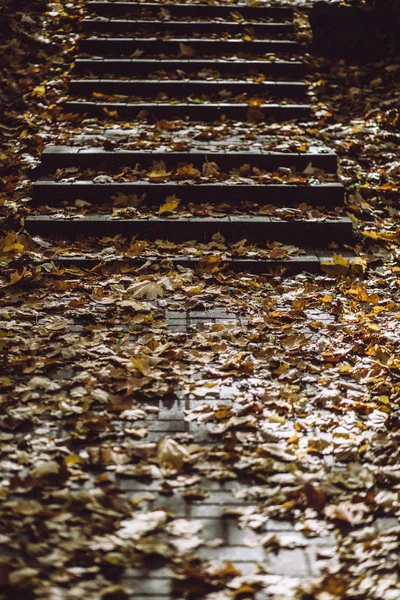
[25,0,352,273]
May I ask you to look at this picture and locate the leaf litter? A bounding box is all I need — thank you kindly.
[0,2,400,600]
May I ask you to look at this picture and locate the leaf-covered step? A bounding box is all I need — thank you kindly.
[80,37,299,57]
[51,253,326,275]
[32,180,344,207]
[64,101,311,121]
[69,79,307,102]
[24,215,353,245]
[40,146,338,173]
[86,2,294,21]
[74,58,306,78]
[82,19,293,37]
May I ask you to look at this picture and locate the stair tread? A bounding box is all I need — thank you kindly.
[86,1,293,15]
[65,101,309,107]
[84,36,297,43]
[41,145,337,171]
[83,19,291,25]
[36,180,343,187]
[75,58,303,64]
[71,79,305,84]
[26,214,352,223]
[42,145,334,155]
[47,253,326,274]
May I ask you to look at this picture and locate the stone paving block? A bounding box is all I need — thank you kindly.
[266,519,296,532]
[124,567,172,579]
[198,545,266,562]
[190,504,257,519]
[375,517,400,532]
[127,596,170,600]
[227,521,261,545]
[266,548,311,577]
[120,577,172,596]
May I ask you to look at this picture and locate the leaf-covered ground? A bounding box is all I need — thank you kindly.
[0,2,400,599]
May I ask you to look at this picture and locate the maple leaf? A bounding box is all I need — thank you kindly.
[175,163,201,179]
[148,160,171,181]
[0,232,24,255]
[346,284,379,303]
[158,194,180,214]
[321,253,351,275]
[127,280,164,300]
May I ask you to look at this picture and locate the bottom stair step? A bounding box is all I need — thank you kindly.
[64,101,311,121]
[43,251,357,275]
[51,254,324,274]
[24,215,353,245]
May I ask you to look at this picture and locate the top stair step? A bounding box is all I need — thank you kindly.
[86,2,294,21]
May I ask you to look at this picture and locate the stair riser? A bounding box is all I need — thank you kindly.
[64,101,311,121]
[82,20,293,37]
[24,217,353,245]
[69,80,307,101]
[73,59,306,78]
[52,255,323,274]
[40,150,337,173]
[32,182,344,207]
[86,2,294,21]
[80,38,299,56]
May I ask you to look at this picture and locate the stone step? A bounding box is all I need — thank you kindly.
[24,215,353,245]
[69,79,308,101]
[73,58,306,78]
[64,100,310,121]
[40,146,338,172]
[80,36,299,56]
[82,18,293,37]
[47,253,339,275]
[86,2,294,21]
[32,179,344,207]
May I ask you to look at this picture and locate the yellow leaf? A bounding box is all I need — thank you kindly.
[186,286,202,296]
[158,195,180,214]
[130,356,151,376]
[148,160,171,181]
[0,233,24,255]
[33,85,46,97]
[321,253,351,276]
[103,107,120,120]
[346,285,379,304]
[378,395,390,405]
[65,454,84,466]
[175,163,201,179]
[351,256,367,274]
[197,255,225,274]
